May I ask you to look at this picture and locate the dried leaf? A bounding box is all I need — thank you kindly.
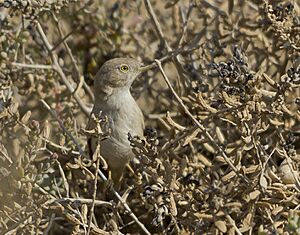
[183,128,200,146]
[42,120,50,139]
[215,126,225,144]
[215,220,227,233]
[21,110,31,124]
[203,142,216,153]
[165,111,185,131]
[259,175,268,189]
[169,192,177,216]
[262,73,277,87]
[197,93,217,113]
[249,190,261,200]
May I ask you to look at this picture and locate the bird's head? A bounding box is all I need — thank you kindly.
[94,58,146,91]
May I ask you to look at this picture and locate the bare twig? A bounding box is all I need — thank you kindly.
[10,62,53,70]
[56,160,70,197]
[73,75,85,96]
[147,111,178,119]
[87,148,100,235]
[50,12,94,102]
[40,99,85,156]
[225,214,242,235]
[43,213,55,235]
[53,198,112,207]
[36,22,91,116]
[177,1,194,47]
[41,136,81,156]
[140,42,201,71]
[155,59,250,184]
[97,169,151,235]
[36,183,111,234]
[51,29,76,51]
[144,0,190,93]
[144,0,172,52]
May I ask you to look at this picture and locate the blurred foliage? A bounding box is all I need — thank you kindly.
[0,0,300,234]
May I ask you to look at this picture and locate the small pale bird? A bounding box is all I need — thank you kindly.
[87,58,145,185]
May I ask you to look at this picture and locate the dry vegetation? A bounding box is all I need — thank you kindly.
[0,0,300,234]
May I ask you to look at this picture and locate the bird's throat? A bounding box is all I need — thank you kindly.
[94,87,134,112]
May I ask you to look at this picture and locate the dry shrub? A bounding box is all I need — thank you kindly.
[0,0,299,234]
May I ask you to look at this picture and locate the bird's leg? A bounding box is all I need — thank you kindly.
[103,166,124,193]
[111,166,125,191]
[126,163,140,181]
[104,168,114,192]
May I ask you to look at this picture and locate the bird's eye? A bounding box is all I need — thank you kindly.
[119,64,129,73]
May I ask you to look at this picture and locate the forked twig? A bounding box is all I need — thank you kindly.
[144,0,189,93]
[96,169,151,235]
[225,214,242,235]
[50,12,94,102]
[87,137,101,234]
[144,0,172,52]
[87,157,100,234]
[36,22,91,116]
[40,99,84,156]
